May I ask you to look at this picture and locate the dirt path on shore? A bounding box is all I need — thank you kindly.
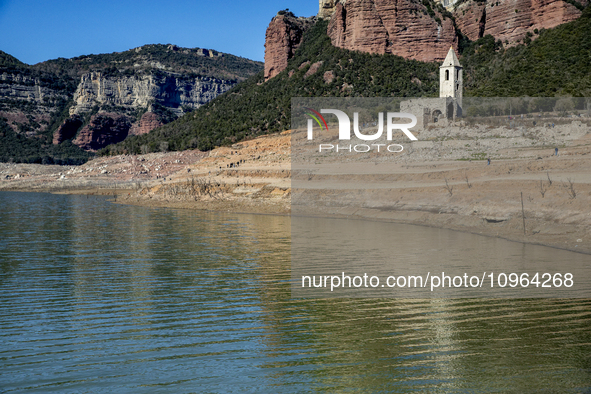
[2,120,591,254]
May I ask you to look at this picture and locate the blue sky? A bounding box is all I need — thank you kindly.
[0,0,318,65]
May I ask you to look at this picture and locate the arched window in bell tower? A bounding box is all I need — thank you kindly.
[445,70,449,81]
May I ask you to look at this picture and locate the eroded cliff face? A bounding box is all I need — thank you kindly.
[49,71,237,150]
[264,0,459,77]
[0,71,70,135]
[264,13,316,80]
[72,113,132,151]
[261,0,586,79]
[70,71,233,116]
[53,110,159,150]
[0,72,69,110]
[1,44,264,157]
[454,0,584,45]
[327,0,457,62]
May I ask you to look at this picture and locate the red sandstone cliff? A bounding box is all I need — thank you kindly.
[264,13,316,80]
[454,0,584,45]
[53,111,164,149]
[73,113,132,151]
[129,112,163,136]
[327,0,458,62]
[52,115,83,145]
[263,0,586,79]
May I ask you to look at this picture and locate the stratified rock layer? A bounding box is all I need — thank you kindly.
[327,0,458,62]
[454,0,584,45]
[0,71,70,135]
[70,72,233,116]
[1,44,263,153]
[0,72,69,111]
[264,14,315,80]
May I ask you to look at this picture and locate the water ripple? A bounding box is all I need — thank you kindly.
[0,192,590,393]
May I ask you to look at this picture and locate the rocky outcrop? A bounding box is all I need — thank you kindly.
[73,113,132,151]
[53,109,165,148]
[0,72,69,112]
[70,71,233,116]
[305,61,324,78]
[320,0,585,62]
[54,70,238,149]
[129,112,163,136]
[53,115,83,144]
[1,45,263,161]
[0,71,69,135]
[264,13,316,80]
[454,0,584,45]
[319,0,339,18]
[327,0,458,62]
[0,70,71,135]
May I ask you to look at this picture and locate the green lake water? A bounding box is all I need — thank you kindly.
[0,191,590,393]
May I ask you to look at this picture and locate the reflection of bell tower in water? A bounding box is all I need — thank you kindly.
[439,47,463,110]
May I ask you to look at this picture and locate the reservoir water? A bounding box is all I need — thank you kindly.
[0,192,590,393]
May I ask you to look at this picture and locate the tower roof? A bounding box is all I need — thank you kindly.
[441,47,461,68]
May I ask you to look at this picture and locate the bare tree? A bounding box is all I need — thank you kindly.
[539,180,547,198]
[465,174,472,189]
[564,178,576,199]
[444,177,453,196]
[547,171,552,186]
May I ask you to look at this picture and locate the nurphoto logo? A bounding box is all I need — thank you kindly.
[304,108,418,153]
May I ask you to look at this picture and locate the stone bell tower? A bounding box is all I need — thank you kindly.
[440,47,463,109]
